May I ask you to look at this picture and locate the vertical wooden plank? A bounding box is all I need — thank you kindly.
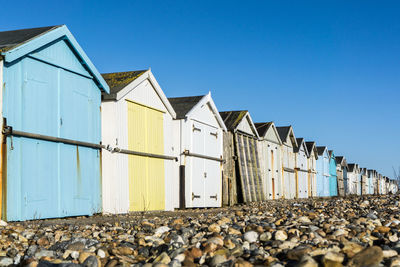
[235,133,249,202]
[252,138,265,201]
[243,135,256,202]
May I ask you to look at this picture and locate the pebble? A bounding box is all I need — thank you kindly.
[0,195,396,266]
[244,231,258,243]
[274,230,288,241]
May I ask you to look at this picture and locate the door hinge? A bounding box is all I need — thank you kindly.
[210,194,218,200]
[192,125,201,132]
[204,172,207,178]
[192,192,201,200]
[210,132,218,138]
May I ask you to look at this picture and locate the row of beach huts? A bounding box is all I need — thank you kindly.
[0,25,396,221]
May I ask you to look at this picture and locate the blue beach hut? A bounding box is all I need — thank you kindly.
[316,146,330,197]
[328,150,338,196]
[0,25,109,221]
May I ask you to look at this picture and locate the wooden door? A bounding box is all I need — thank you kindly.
[128,101,165,211]
[271,150,275,199]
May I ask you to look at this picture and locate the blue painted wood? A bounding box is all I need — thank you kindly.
[3,35,102,221]
[1,25,109,93]
[316,147,330,197]
[329,152,338,196]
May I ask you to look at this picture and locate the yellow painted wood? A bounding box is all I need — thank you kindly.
[128,101,165,211]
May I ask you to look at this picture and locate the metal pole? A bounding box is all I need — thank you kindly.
[3,127,105,150]
[113,147,178,161]
[183,150,224,163]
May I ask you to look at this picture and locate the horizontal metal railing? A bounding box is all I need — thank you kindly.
[183,150,224,163]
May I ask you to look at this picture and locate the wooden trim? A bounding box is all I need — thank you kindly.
[125,99,166,114]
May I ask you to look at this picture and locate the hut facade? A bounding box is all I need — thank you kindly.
[360,168,368,195]
[255,122,283,200]
[220,110,264,204]
[328,151,338,196]
[305,142,318,197]
[101,70,178,213]
[347,164,360,195]
[294,138,309,198]
[169,94,226,208]
[0,25,109,221]
[335,156,348,196]
[316,146,330,197]
[277,126,298,199]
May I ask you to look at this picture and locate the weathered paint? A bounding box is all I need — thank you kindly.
[295,139,309,198]
[174,94,226,208]
[328,151,338,196]
[279,127,297,199]
[256,122,283,200]
[316,147,330,197]
[347,164,360,195]
[101,70,178,213]
[2,27,107,220]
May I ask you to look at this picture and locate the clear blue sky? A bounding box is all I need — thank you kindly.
[1,1,399,178]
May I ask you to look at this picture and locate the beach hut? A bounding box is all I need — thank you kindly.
[372,170,379,194]
[276,126,298,199]
[294,138,309,198]
[316,146,330,197]
[255,122,283,200]
[0,25,109,221]
[360,168,368,195]
[347,164,360,195]
[101,70,178,213]
[168,94,226,208]
[305,142,318,197]
[328,151,338,196]
[220,111,264,204]
[367,170,374,195]
[335,156,348,196]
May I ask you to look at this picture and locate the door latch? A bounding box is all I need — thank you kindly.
[204,172,207,178]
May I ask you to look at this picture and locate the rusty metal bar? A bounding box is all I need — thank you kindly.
[183,150,224,163]
[3,127,105,150]
[112,147,178,161]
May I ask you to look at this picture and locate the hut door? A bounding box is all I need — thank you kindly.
[271,150,275,199]
[191,121,206,207]
[204,124,221,207]
[127,102,165,211]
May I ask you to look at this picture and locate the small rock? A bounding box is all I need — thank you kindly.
[155,226,170,235]
[0,221,7,227]
[260,232,272,241]
[274,230,288,241]
[208,223,221,233]
[71,250,80,260]
[349,246,383,267]
[244,231,258,243]
[287,246,312,261]
[97,249,106,258]
[383,250,398,258]
[34,250,54,259]
[298,216,312,224]
[154,252,171,264]
[209,254,228,267]
[0,257,13,266]
[376,226,391,233]
[297,255,318,267]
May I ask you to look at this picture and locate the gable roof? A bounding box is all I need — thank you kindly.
[254,122,272,137]
[316,146,328,156]
[347,163,357,172]
[0,25,109,93]
[276,126,297,147]
[168,93,227,130]
[102,70,146,97]
[168,95,204,119]
[0,26,60,52]
[219,110,248,131]
[335,156,348,167]
[255,122,283,144]
[294,138,306,154]
[219,110,259,137]
[101,69,176,118]
[305,141,318,159]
